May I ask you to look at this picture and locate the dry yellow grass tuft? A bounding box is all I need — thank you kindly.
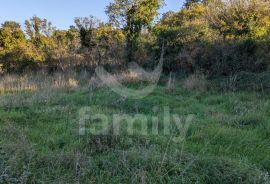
[183,73,208,92]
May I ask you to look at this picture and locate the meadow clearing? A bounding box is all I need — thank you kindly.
[0,72,269,183]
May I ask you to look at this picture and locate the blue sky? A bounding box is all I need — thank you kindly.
[0,0,184,30]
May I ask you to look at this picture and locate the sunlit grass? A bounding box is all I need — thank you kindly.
[0,73,269,183]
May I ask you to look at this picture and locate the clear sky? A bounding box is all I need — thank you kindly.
[0,0,184,30]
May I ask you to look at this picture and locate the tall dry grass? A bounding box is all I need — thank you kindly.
[0,68,150,94]
[182,73,208,92]
[0,71,89,108]
[0,72,84,94]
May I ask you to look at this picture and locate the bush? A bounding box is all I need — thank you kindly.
[182,73,208,92]
[0,43,44,73]
[216,71,270,92]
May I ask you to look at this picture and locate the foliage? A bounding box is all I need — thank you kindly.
[0,21,44,73]
[154,0,270,75]
[154,3,218,72]
[205,0,270,39]
[1,43,45,73]
[74,16,100,49]
[95,23,125,64]
[25,16,55,48]
[184,0,205,7]
[0,0,270,76]
[0,21,26,51]
[106,0,164,62]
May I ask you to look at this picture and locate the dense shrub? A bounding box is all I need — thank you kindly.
[154,0,270,76]
[1,0,270,78]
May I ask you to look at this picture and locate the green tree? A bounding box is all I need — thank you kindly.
[106,0,164,62]
[95,23,125,63]
[184,0,204,8]
[205,0,270,39]
[46,29,81,71]
[24,16,56,66]
[74,16,100,49]
[0,21,25,51]
[154,3,217,72]
[0,21,38,73]
[25,16,55,48]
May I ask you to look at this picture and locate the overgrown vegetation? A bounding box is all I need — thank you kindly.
[0,72,269,183]
[1,0,270,183]
[1,0,270,77]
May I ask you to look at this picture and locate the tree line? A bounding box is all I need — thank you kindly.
[1,0,270,76]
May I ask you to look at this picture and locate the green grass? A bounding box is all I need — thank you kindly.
[0,84,270,183]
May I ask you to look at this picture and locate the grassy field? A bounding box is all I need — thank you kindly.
[0,74,270,183]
